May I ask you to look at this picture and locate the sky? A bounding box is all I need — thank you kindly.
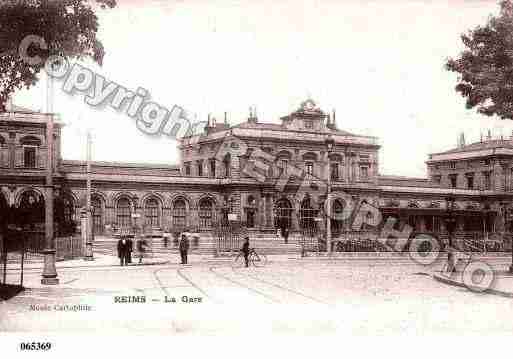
[12,0,513,177]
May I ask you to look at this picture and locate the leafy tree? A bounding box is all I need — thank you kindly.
[446,0,513,119]
[0,0,116,111]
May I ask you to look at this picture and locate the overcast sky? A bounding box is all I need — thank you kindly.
[13,0,513,177]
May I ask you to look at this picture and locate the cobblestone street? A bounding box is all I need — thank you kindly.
[1,257,512,334]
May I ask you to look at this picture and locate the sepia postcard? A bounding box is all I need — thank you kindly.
[1,0,513,355]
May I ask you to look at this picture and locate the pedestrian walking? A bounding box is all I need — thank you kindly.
[242,236,250,268]
[137,237,148,264]
[179,233,190,264]
[127,237,133,264]
[117,237,130,266]
[282,226,289,244]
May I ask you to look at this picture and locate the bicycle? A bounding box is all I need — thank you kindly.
[233,248,268,267]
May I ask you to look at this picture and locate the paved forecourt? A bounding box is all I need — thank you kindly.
[1,257,512,333]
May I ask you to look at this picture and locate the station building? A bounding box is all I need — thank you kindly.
[1,98,511,249]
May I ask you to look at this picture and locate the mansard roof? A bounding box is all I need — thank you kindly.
[378,175,439,188]
[233,120,358,136]
[428,138,513,162]
[433,139,513,156]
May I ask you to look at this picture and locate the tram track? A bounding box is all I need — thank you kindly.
[231,266,330,305]
[175,267,216,303]
[208,266,280,303]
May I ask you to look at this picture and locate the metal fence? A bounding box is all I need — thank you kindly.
[0,231,26,290]
[214,222,248,253]
[55,236,83,260]
[312,230,513,253]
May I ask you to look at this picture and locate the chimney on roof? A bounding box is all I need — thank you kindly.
[248,106,258,124]
[224,111,228,126]
[458,132,466,148]
[332,109,337,128]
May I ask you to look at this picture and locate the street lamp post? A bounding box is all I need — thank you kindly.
[325,134,335,255]
[83,131,94,261]
[444,196,456,273]
[41,113,59,285]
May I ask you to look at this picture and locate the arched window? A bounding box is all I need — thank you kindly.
[62,194,75,223]
[91,196,103,234]
[300,197,317,230]
[332,199,345,235]
[172,199,187,228]
[198,198,214,229]
[18,190,45,227]
[116,197,132,228]
[144,197,160,227]
[20,136,41,169]
[275,198,292,229]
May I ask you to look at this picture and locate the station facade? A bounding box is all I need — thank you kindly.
[1,99,512,244]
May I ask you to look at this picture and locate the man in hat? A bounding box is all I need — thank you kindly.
[179,233,190,264]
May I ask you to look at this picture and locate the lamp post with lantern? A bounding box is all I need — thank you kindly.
[325,134,335,254]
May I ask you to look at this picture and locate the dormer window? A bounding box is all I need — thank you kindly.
[305,120,313,129]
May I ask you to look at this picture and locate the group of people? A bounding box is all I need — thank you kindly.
[117,232,252,267]
[117,231,192,266]
[117,236,149,266]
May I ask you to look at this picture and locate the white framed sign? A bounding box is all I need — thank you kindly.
[228,213,238,221]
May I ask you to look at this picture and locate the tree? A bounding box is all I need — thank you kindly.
[446,1,513,119]
[0,0,116,111]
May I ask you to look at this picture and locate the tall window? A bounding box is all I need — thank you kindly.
[184,162,191,176]
[305,161,314,175]
[449,174,458,188]
[20,136,41,168]
[209,159,216,177]
[117,198,131,228]
[280,159,288,175]
[198,198,214,229]
[330,163,339,181]
[172,199,187,227]
[92,197,103,234]
[223,154,231,178]
[360,166,369,180]
[197,160,203,177]
[466,174,474,189]
[145,198,160,227]
[483,171,491,190]
[23,147,36,168]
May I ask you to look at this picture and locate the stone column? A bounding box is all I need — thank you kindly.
[269,194,275,229]
[292,199,300,231]
[419,216,426,232]
[265,195,273,228]
[8,132,15,169]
